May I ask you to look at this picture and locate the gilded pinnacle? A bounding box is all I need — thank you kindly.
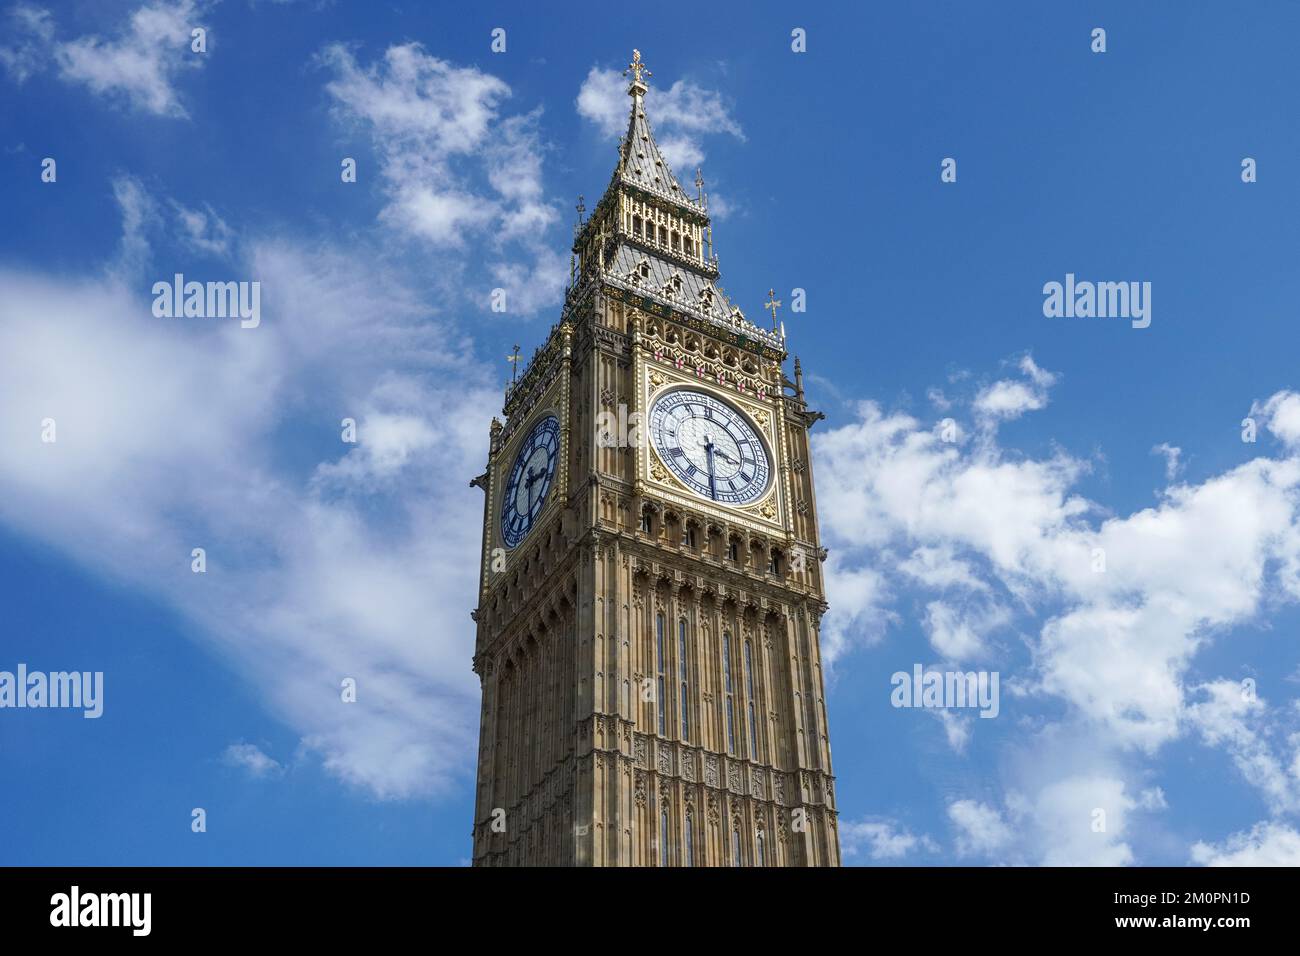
[624,48,651,92]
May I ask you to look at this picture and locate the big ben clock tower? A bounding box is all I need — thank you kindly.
[470,50,839,866]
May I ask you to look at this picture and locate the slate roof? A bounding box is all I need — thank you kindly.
[601,242,783,351]
[615,90,704,214]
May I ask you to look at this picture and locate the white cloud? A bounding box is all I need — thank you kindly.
[923,599,1007,661]
[1024,775,1135,866]
[576,65,743,178]
[0,172,500,799]
[705,191,735,221]
[0,3,54,83]
[813,355,1300,862]
[574,66,626,137]
[1151,442,1182,481]
[899,545,989,594]
[1191,821,1300,866]
[841,818,937,861]
[320,42,562,316]
[819,556,892,664]
[1186,679,1300,814]
[816,369,1300,754]
[1137,786,1168,810]
[54,0,207,118]
[970,355,1058,424]
[934,708,972,752]
[171,200,233,256]
[948,799,1013,858]
[111,175,157,277]
[1255,390,1300,450]
[657,135,703,174]
[223,743,283,777]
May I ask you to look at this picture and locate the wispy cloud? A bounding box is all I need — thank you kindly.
[319,42,566,316]
[2,1,212,117]
[0,3,53,83]
[576,64,743,175]
[840,817,937,862]
[223,742,284,778]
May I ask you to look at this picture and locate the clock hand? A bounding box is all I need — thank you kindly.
[526,466,543,509]
[713,447,739,466]
[703,434,717,500]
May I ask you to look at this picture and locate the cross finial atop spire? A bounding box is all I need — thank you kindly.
[764,288,782,332]
[624,48,651,92]
[507,343,522,385]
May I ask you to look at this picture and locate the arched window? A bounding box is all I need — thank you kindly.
[722,632,735,754]
[660,808,670,867]
[732,827,743,867]
[684,236,694,256]
[748,701,757,757]
[744,639,758,757]
[633,215,642,237]
[678,618,690,741]
[684,814,695,866]
[659,225,668,245]
[655,614,666,736]
[671,230,680,252]
[756,830,766,866]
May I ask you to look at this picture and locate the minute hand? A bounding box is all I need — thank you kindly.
[703,439,717,499]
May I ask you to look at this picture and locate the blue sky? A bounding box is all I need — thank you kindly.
[2,0,1300,866]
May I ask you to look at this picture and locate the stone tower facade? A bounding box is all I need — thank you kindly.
[470,51,839,866]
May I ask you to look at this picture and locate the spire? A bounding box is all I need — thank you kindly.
[564,49,785,357]
[616,49,699,210]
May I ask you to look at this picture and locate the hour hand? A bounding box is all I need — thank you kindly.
[713,447,738,466]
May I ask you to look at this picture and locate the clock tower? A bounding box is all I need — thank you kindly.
[470,50,839,866]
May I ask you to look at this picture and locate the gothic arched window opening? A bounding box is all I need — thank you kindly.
[656,613,666,736]
[660,808,670,867]
[744,639,758,758]
[679,617,690,741]
[722,631,736,754]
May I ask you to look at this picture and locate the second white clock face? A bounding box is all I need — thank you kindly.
[648,389,771,506]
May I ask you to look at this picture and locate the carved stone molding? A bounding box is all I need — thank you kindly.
[657,745,673,776]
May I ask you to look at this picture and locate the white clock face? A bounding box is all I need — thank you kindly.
[648,389,771,506]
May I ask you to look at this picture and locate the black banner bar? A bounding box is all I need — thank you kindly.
[0,866,1285,941]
